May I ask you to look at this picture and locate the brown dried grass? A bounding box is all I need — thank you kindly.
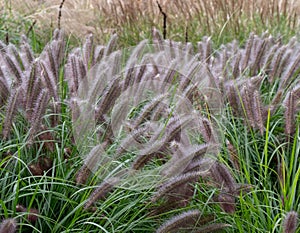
[1,0,300,44]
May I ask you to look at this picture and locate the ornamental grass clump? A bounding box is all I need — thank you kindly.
[1,28,300,232]
[0,29,65,143]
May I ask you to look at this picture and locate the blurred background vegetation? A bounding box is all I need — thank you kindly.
[1,0,300,50]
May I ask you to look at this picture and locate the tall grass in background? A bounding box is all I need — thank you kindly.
[1,0,300,47]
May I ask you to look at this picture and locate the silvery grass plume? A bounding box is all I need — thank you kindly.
[2,87,23,140]
[283,211,299,233]
[0,29,66,143]
[0,74,9,105]
[210,162,236,192]
[150,171,208,205]
[197,36,213,63]
[215,32,300,88]
[283,89,300,141]
[209,161,252,214]
[65,33,117,97]
[84,177,120,210]
[39,29,66,126]
[155,209,231,233]
[224,78,267,135]
[0,218,17,233]
[210,162,238,214]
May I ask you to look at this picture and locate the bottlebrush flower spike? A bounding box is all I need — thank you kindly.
[283,91,296,140]
[216,192,236,214]
[76,143,109,185]
[134,63,148,85]
[131,141,165,170]
[152,27,164,46]
[104,34,118,56]
[7,43,24,70]
[197,36,212,63]
[93,45,105,64]
[0,76,9,105]
[131,94,167,129]
[52,28,64,41]
[200,118,216,143]
[269,45,287,83]
[250,37,268,75]
[0,218,17,233]
[65,54,86,95]
[283,211,298,233]
[220,47,229,80]
[241,32,254,72]
[210,162,236,192]
[262,43,280,79]
[75,164,91,185]
[2,87,23,139]
[156,210,230,233]
[28,89,50,143]
[232,52,241,79]
[156,210,201,233]
[95,76,121,120]
[40,61,59,102]
[225,82,241,115]
[84,177,119,210]
[252,90,266,135]
[122,66,136,92]
[4,53,23,84]
[151,171,206,203]
[269,89,283,115]
[182,157,212,175]
[279,51,300,89]
[24,61,41,119]
[83,34,94,69]
[162,143,210,177]
[44,45,59,82]
[241,83,256,129]
[0,40,7,55]
[164,115,192,143]
[276,49,292,83]
[20,35,34,70]
[40,30,65,83]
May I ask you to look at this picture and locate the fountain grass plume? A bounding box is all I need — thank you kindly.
[28,89,50,142]
[156,209,230,233]
[155,209,201,233]
[283,90,297,140]
[151,171,207,203]
[84,177,120,210]
[283,211,299,233]
[2,87,23,139]
[210,162,236,192]
[0,76,9,105]
[0,218,17,233]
